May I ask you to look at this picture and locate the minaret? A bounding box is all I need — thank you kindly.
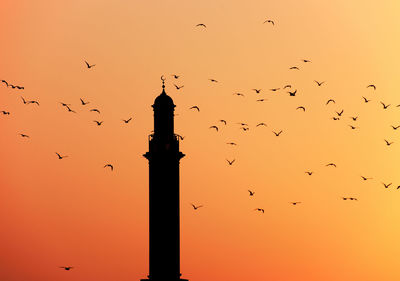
[142,77,187,281]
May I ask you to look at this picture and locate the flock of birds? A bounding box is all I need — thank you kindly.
[2,20,399,272]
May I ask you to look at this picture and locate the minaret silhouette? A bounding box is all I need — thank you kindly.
[142,77,187,281]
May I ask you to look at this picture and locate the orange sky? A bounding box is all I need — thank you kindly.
[1,1,400,280]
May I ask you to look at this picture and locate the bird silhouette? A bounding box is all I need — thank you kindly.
[1,111,10,115]
[237,123,248,126]
[176,134,184,141]
[209,79,218,83]
[190,106,200,111]
[350,116,358,121]
[296,106,306,111]
[209,125,218,131]
[314,80,325,86]
[55,152,68,160]
[174,84,184,90]
[240,127,249,131]
[28,100,40,106]
[21,97,28,104]
[90,108,101,113]
[382,182,392,188]
[336,110,344,116]
[270,88,280,91]
[263,19,274,25]
[288,90,297,96]
[65,105,76,113]
[332,117,340,121]
[380,102,390,109]
[362,96,371,103]
[305,171,313,175]
[367,84,376,90]
[226,159,235,165]
[94,120,103,126]
[191,203,203,210]
[273,130,283,136]
[233,92,245,97]
[219,120,227,125]
[80,98,89,105]
[252,89,261,93]
[348,125,357,130]
[248,190,255,196]
[361,176,372,181]
[384,139,393,146]
[326,99,336,105]
[122,118,132,123]
[283,85,291,89]
[20,133,29,138]
[60,102,71,107]
[171,74,180,79]
[289,66,299,70]
[391,125,400,130]
[256,123,267,127]
[196,23,207,28]
[254,208,264,213]
[256,99,267,102]
[290,202,301,205]
[104,164,114,171]
[85,60,95,68]
[226,142,237,146]
[303,59,311,63]
[326,163,337,167]
[1,80,8,87]
[59,266,74,271]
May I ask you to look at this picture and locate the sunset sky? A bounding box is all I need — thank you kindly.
[1,1,400,280]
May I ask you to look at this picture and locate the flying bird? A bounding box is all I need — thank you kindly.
[1,80,8,87]
[21,97,28,104]
[382,182,392,188]
[94,120,103,126]
[90,108,101,113]
[361,176,372,181]
[296,106,306,111]
[326,163,337,167]
[248,190,255,196]
[384,139,393,146]
[233,92,245,97]
[80,98,89,105]
[326,99,335,105]
[226,142,237,146]
[219,120,227,125]
[176,134,184,140]
[28,100,40,106]
[367,84,376,90]
[263,19,274,25]
[350,116,358,121]
[209,79,218,83]
[65,105,76,113]
[85,60,95,68]
[174,84,184,90]
[1,111,10,115]
[348,125,357,130]
[380,102,390,109]
[237,123,248,126]
[336,110,344,116]
[288,90,297,96]
[104,164,114,171]
[196,23,207,28]
[305,171,313,175]
[59,267,74,271]
[314,80,325,86]
[256,123,267,127]
[273,130,283,136]
[191,203,203,210]
[122,117,132,123]
[256,99,267,102]
[270,88,280,92]
[20,133,29,138]
[302,59,311,63]
[254,208,264,213]
[289,66,299,70]
[283,85,291,89]
[332,117,340,121]
[252,89,262,93]
[209,125,218,131]
[60,102,71,107]
[171,74,180,79]
[240,127,249,131]
[189,106,200,111]
[55,152,68,160]
[362,96,371,103]
[290,202,301,205]
[391,125,400,130]
[226,159,235,165]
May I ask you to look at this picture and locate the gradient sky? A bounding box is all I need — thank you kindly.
[1,1,400,280]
